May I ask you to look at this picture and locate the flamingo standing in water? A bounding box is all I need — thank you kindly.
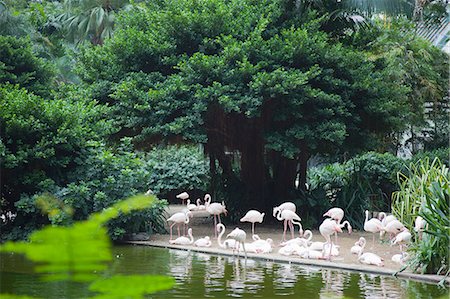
[176,192,189,205]
[216,223,240,250]
[323,207,344,244]
[275,209,303,241]
[169,228,194,245]
[167,211,193,240]
[227,227,248,259]
[204,194,228,237]
[240,210,265,237]
[319,218,342,260]
[364,210,384,247]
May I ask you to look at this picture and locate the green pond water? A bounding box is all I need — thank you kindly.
[1,245,448,298]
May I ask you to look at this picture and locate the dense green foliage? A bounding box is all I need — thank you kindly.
[0,194,175,298]
[307,149,449,228]
[72,0,425,215]
[0,36,55,96]
[392,158,449,275]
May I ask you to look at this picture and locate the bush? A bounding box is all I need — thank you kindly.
[54,138,168,240]
[392,158,449,275]
[0,84,112,240]
[307,152,404,228]
[146,145,210,199]
[0,35,55,97]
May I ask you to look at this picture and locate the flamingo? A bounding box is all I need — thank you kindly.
[272,202,296,218]
[319,218,342,260]
[167,211,193,240]
[176,192,189,205]
[216,223,240,250]
[194,236,212,247]
[300,247,327,260]
[392,252,409,265]
[364,210,384,246]
[275,209,303,241]
[414,216,426,240]
[226,227,247,259]
[351,237,366,255]
[378,212,398,239]
[323,207,344,243]
[196,198,206,210]
[278,243,305,256]
[187,199,198,211]
[205,194,228,237]
[248,235,273,253]
[358,239,384,267]
[391,229,411,255]
[383,219,406,240]
[169,228,194,245]
[280,230,312,247]
[240,210,265,237]
[377,212,397,227]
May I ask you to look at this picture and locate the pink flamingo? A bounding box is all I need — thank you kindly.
[205,194,228,237]
[240,210,265,237]
[382,219,405,240]
[391,229,411,256]
[176,192,189,205]
[272,202,296,218]
[323,207,344,243]
[226,227,247,259]
[166,211,192,240]
[364,210,384,247]
[319,218,343,260]
[358,238,384,267]
[275,209,303,241]
[169,228,194,245]
[414,216,426,240]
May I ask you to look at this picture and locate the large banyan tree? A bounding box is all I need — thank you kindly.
[75,0,422,214]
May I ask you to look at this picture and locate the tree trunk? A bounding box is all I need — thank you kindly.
[298,142,309,191]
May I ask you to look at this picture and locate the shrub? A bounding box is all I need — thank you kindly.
[392,158,449,275]
[55,138,168,240]
[146,145,210,199]
[0,35,55,97]
[307,152,404,228]
[0,84,112,240]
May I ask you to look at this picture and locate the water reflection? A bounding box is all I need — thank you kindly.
[1,247,448,299]
[320,269,347,298]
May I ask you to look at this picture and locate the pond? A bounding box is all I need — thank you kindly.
[1,245,448,298]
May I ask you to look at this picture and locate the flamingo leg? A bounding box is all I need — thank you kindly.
[169,223,175,240]
[283,219,288,241]
[289,220,294,240]
[177,224,181,238]
[252,223,255,237]
[334,232,338,244]
[218,214,222,224]
[213,215,218,238]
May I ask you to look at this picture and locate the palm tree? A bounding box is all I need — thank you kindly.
[56,0,134,45]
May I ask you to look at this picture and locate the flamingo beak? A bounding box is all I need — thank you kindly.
[336,227,343,233]
[224,209,228,216]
